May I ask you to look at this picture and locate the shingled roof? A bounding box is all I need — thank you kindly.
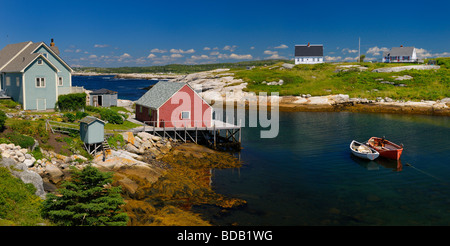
[90,88,118,95]
[0,41,72,73]
[295,44,323,57]
[135,81,187,109]
[382,47,415,57]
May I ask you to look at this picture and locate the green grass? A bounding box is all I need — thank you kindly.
[0,167,47,225]
[234,61,450,101]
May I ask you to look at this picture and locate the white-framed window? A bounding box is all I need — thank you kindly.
[58,77,63,86]
[16,77,20,87]
[36,77,45,88]
[5,77,10,86]
[37,59,43,65]
[181,111,190,119]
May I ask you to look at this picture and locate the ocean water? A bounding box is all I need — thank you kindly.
[203,111,450,226]
[72,75,158,101]
[72,75,450,225]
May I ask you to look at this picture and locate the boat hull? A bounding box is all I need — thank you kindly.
[350,140,380,160]
[367,137,403,160]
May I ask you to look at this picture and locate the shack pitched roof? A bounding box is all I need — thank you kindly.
[295,44,323,57]
[80,116,106,125]
[135,81,186,109]
[90,88,118,95]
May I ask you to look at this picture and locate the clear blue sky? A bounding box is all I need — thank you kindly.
[1,0,449,67]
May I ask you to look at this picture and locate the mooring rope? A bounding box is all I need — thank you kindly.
[405,163,446,184]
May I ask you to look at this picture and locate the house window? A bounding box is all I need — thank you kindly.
[16,77,20,87]
[181,111,190,119]
[139,105,142,113]
[43,53,48,58]
[5,77,10,86]
[149,109,152,118]
[58,77,63,86]
[37,59,43,65]
[36,77,45,88]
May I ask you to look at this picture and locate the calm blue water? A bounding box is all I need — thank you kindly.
[72,75,158,101]
[72,76,450,226]
[205,111,450,225]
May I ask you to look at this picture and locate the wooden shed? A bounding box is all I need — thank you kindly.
[79,116,105,144]
[135,81,212,128]
[90,88,118,107]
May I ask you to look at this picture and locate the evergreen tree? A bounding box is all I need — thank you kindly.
[41,165,128,226]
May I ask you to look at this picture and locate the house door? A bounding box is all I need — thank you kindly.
[98,95,103,106]
[36,98,46,111]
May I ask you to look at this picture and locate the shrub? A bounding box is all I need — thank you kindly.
[63,112,76,122]
[4,132,35,149]
[0,110,6,130]
[76,111,89,120]
[100,109,123,124]
[41,165,128,226]
[56,93,86,111]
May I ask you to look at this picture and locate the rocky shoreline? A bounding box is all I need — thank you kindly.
[76,67,450,117]
[110,68,450,117]
[0,128,243,226]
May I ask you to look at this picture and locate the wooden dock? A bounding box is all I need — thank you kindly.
[136,120,242,151]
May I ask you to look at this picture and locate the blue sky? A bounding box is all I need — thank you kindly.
[1,0,449,67]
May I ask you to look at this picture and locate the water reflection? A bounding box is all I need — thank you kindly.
[351,154,403,171]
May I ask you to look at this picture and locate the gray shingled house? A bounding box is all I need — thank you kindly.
[382,46,418,63]
[295,43,324,64]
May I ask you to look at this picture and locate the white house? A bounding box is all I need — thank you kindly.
[295,43,324,64]
[382,46,417,63]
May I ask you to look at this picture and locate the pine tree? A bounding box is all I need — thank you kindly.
[41,164,128,226]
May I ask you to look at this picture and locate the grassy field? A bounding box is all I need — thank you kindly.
[232,59,450,101]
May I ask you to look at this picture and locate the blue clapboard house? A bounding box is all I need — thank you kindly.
[0,39,83,110]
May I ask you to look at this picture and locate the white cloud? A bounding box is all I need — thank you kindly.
[210,51,220,56]
[120,53,131,58]
[118,53,132,62]
[170,48,195,54]
[325,56,342,62]
[342,48,358,54]
[415,48,450,59]
[203,47,211,50]
[94,44,109,48]
[75,49,82,53]
[191,55,210,60]
[229,53,252,60]
[88,54,98,59]
[151,48,167,53]
[250,46,255,50]
[275,44,288,49]
[264,50,277,55]
[366,46,389,56]
[263,50,285,59]
[343,56,357,61]
[223,45,238,52]
[171,53,183,58]
[147,53,157,59]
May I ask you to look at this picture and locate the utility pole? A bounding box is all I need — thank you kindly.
[358,37,361,63]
